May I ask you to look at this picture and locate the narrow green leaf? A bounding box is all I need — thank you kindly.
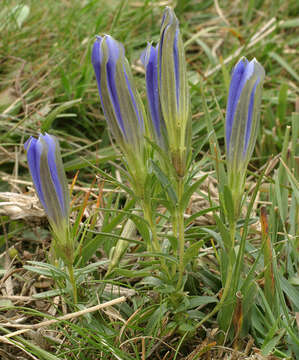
[280,18,299,28]
[116,269,151,278]
[32,288,67,299]
[183,240,204,266]
[83,157,135,198]
[200,83,226,190]
[269,52,299,82]
[278,83,288,125]
[150,160,178,204]
[214,213,231,251]
[24,261,66,279]
[291,111,299,176]
[261,318,285,356]
[223,185,235,225]
[279,273,299,312]
[274,170,287,223]
[181,174,208,211]
[188,295,218,308]
[145,303,168,335]
[201,226,225,250]
[41,98,82,132]
[135,252,178,264]
[185,206,219,225]
[281,159,299,205]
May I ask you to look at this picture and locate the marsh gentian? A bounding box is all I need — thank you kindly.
[225,57,265,214]
[141,44,165,147]
[158,7,191,176]
[25,133,72,263]
[92,35,148,193]
[92,35,145,151]
[141,7,191,176]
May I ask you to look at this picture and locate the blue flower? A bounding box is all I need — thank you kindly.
[225,57,265,216]
[225,57,265,169]
[25,133,69,228]
[141,7,191,175]
[158,7,190,127]
[141,43,164,143]
[92,35,145,153]
[157,7,191,176]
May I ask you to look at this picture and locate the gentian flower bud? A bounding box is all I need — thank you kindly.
[25,133,72,263]
[141,43,165,147]
[226,57,265,168]
[92,35,149,196]
[92,35,145,155]
[225,57,265,213]
[158,7,191,176]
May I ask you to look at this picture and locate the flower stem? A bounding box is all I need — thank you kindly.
[176,177,185,291]
[67,264,77,304]
[143,201,159,253]
[196,221,236,328]
[142,200,170,278]
[195,253,234,329]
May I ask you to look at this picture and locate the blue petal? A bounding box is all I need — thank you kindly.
[41,133,66,216]
[159,7,181,110]
[91,37,103,96]
[123,65,144,130]
[226,58,251,152]
[142,44,161,137]
[159,27,166,85]
[159,8,174,83]
[105,35,126,137]
[244,79,258,153]
[25,136,46,210]
[92,37,112,130]
[140,46,147,67]
[173,28,179,107]
[225,59,245,151]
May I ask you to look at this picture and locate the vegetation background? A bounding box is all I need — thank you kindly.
[0,0,298,359]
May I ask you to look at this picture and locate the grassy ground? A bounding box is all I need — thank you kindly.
[0,0,299,359]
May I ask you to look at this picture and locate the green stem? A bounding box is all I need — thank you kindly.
[229,222,236,249]
[195,255,234,329]
[105,207,138,277]
[143,201,160,253]
[176,177,185,291]
[196,221,236,329]
[68,264,78,304]
[142,200,170,278]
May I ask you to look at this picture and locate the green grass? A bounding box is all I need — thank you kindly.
[0,0,299,359]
